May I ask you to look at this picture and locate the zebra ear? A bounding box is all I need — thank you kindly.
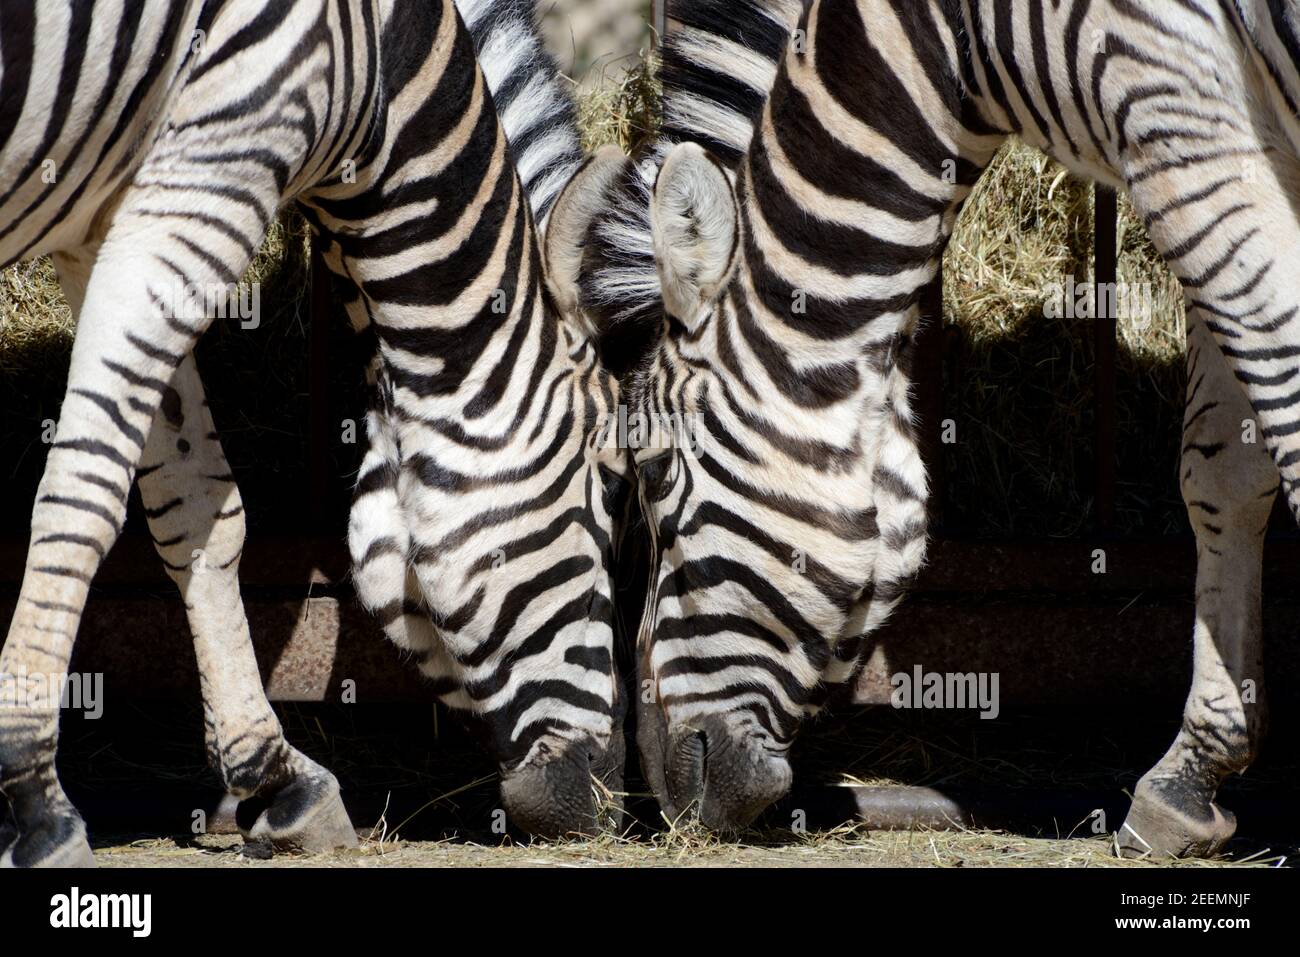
[651,142,738,329]
[544,145,629,318]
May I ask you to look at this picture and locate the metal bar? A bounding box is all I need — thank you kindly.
[9,535,1298,704]
[1093,187,1119,532]
[915,275,947,530]
[10,535,1300,593]
[782,786,1125,833]
[783,785,1300,836]
[308,243,331,529]
[25,584,1300,705]
[652,0,667,41]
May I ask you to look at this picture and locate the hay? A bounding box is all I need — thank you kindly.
[91,828,1286,868]
[574,53,660,153]
[0,211,369,536]
[944,140,1186,361]
[939,142,1188,537]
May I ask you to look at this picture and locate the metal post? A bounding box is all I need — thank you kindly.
[916,275,946,531]
[1093,187,1118,533]
[308,242,331,530]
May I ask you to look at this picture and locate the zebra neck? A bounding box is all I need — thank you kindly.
[303,0,560,416]
[346,184,562,437]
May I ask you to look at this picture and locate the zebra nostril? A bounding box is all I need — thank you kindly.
[656,714,793,833]
[665,727,707,813]
[498,736,624,839]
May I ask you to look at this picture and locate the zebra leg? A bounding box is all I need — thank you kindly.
[1120,123,1300,507]
[1117,314,1277,858]
[0,247,105,866]
[136,355,355,854]
[29,247,350,853]
[38,248,233,833]
[0,161,285,867]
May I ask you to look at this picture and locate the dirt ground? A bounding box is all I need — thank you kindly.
[92,829,1285,869]
[51,703,1300,869]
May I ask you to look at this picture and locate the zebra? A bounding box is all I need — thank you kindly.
[344,0,635,841]
[0,0,628,867]
[581,0,1297,855]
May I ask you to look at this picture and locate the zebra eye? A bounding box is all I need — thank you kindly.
[637,452,673,499]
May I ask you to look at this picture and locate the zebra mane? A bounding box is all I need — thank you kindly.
[580,0,805,372]
[458,0,584,227]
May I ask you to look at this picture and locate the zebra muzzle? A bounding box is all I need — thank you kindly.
[649,714,793,833]
[498,736,622,840]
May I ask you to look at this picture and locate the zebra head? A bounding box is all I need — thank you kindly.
[349,149,636,839]
[604,142,918,830]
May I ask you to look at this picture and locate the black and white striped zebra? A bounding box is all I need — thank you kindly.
[342,0,633,840]
[0,0,627,867]
[349,0,586,646]
[583,0,1297,854]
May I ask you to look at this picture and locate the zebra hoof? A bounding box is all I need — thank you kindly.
[206,792,242,835]
[0,812,95,868]
[237,767,357,854]
[1115,778,1236,859]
